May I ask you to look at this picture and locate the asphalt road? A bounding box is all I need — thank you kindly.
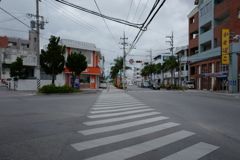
[0,85,240,160]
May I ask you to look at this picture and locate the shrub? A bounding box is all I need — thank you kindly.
[179,86,188,90]
[160,85,166,88]
[39,85,81,93]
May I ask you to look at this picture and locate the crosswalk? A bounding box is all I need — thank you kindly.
[127,90,184,93]
[71,92,219,159]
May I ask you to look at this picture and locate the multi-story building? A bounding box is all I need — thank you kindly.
[174,46,189,86]
[188,0,240,92]
[0,30,38,82]
[153,53,171,84]
[133,67,142,84]
[60,39,104,89]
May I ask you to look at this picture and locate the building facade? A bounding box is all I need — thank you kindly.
[0,30,38,82]
[188,0,240,92]
[60,39,104,89]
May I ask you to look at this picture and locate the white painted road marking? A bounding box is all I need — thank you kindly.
[90,106,150,114]
[161,142,219,160]
[72,122,180,151]
[84,130,195,160]
[79,116,168,135]
[92,103,146,109]
[83,112,160,126]
[88,109,154,118]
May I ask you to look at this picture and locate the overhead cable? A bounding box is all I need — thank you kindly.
[55,0,144,30]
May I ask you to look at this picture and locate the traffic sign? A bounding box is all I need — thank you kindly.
[129,59,134,64]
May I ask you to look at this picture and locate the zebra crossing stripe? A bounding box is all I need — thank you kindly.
[84,130,195,160]
[92,104,146,110]
[161,142,219,160]
[71,122,180,151]
[88,109,154,118]
[92,103,144,108]
[79,116,168,135]
[93,101,142,106]
[90,106,150,114]
[83,112,160,126]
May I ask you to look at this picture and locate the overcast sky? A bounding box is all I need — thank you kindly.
[0,0,196,76]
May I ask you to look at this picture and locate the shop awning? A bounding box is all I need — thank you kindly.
[217,75,227,78]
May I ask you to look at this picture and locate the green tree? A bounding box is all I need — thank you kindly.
[155,63,163,84]
[40,36,66,85]
[10,57,28,80]
[163,56,178,85]
[110,56,131,84]
[66,52,88,88]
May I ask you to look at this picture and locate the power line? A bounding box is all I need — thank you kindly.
[55,0,144,29]
[0,7,31,29]
[93,0,120,49]
[42,0,118,43]
[123,0,133,31]
[126,0,142,35]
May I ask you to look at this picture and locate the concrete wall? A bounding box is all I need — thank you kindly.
[8,79,65,91]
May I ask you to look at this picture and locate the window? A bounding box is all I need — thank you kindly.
[4,54,11,59]
[200,2,212,17]
[71,49,92,65]
[203,78,207,89]
[202,64,207,73]
[238,8,240,18]
[80,74,90,84]
[8,42,17,47]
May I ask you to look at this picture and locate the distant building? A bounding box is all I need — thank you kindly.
[0,30,38,82]
[153,53,171,84]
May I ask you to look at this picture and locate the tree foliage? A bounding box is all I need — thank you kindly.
[110,56,132,80]
[40,36,66,85]
[66,52,88,88]
[10,57,28,80]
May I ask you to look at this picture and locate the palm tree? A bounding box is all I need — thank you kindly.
[163,56,178,85]
[155,63,163,84]
[110,56,131,85]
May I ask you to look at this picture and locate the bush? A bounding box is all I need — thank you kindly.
[39,85,82,93]
[160,85,166,88]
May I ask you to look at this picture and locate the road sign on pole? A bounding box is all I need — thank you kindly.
[129,59,134,64]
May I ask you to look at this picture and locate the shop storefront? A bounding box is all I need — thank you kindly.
[65,67,101,89]
[201,72,228,90]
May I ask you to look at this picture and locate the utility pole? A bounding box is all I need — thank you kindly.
[178,53,181,86]
[166,31,174,85]
[147,49,153,82]
[120,32,128,90]
[166,31,174,55]
[36,0,40,79]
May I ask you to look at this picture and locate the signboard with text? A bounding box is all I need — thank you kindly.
[221,29,230,64]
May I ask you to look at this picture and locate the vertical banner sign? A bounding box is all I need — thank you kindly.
[221,29,230,64]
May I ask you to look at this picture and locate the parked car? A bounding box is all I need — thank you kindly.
[185,81,195,89]
[99,80,107,89]
[137,82,142,88]
[141,82,149,88]
[149,82,160,90]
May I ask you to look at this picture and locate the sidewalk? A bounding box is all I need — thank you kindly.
[102,85,125,93]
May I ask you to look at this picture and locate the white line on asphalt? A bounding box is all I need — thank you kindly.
[84,130,195,160]
[90,106,150,114]
[72,122,180,151]
[161,142,219,160]
[83,112,160,126]
[79,116,169,135]
[93,101,142,106]
[88,109,155,118]
[92,103,144,108]
[91,104,146,110]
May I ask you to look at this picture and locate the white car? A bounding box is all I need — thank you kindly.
[99,80,107,89]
